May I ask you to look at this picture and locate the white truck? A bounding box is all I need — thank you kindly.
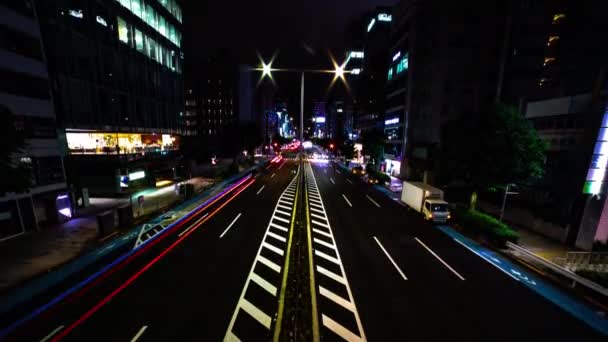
[401,181,450,223]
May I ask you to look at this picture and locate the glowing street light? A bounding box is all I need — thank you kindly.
[262,62,272,78]
[335,65,344,79]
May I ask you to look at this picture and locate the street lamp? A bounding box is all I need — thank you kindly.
[262,62,272,78]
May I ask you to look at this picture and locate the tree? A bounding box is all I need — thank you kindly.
[0,108,32,195]
[361,128,385,171]
[440,103,547,209]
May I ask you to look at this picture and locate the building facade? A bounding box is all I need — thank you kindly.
[387,0,506,180]
[525,93,608,250]
[35,0,184,196]
[0,0,68,240]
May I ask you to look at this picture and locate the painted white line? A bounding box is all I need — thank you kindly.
[322,314,361,342]
[341,194,353,207]
[373,236,408,281]
[310,206,324,215]
[256,185,266,195]
[270,222,288,232]
[346,179,353,184]
[130,325,148,342]
[309,202,323,210]
[258,255,281,273]
[284,190,295,195]
[324,169,327,173]
[40,325,64,342]
[267,231,287,243]
[310,212,326,221]
[453,239,519,281]
[312,227,333,239]
[178,213,209,237]
[315,249,340,265]
[271,173,276,178]
[330,178,336,184]
[366,195,381,208]
[320,286,355,313]
[312,219,330,228]
[277,204,292,211]
[240,298,272,328]
[273,216,290,224]
[278,161,286,169]
[279,199,293,205]
[263,242,284,256]
[314,237,336,250]
[251,272,277,296]
[317,265,346,285]
[415,237,466,281]
[275,209,291,216]
[219,213,242,239]
[336,169,341,174]
[309,197,322,204]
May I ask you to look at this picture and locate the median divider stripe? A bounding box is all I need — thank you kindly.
[225,167,299,341]
[306,163,366,342]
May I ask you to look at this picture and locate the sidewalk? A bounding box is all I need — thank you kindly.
[0,177,214,294]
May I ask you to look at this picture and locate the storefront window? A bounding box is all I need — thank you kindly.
[117,17,129,44]
[130,0,142,18]
[134,29,144,52]
[66,132,179,155]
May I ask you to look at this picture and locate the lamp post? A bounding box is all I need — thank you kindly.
[254,58,352,154]
[499,183,519,221]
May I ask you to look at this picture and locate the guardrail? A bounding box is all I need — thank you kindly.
[506,241,608,297]
[559,252,608,272]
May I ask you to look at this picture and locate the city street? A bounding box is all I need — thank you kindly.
[1,159,606,341]
[3,160,299,341]
[306,161,605,341]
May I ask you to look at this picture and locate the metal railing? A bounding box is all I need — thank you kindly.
[506,241,608,297]
[558,252,608,272]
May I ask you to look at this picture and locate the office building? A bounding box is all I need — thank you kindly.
[352,7,392,138]
[387,0,506,179]
[0,0,68,240]
[33,0,185,195]
[499,1,608,108]
[525,93,608,250]
[312,101,327,139]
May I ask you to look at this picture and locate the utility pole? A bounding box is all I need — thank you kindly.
[499,183,519,221]
[300,72,304,147]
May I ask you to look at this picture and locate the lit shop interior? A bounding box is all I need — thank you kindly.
[66,132,179,155]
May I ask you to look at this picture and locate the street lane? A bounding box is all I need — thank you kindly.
[6,161,298,341]
[310,161,604,341]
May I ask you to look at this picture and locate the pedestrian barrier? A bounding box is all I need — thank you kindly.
[506,241,608,297]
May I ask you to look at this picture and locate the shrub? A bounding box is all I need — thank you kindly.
[452,205,519,247]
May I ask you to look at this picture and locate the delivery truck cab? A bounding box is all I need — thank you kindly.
[401,181,450,223]
[421,199,450,223]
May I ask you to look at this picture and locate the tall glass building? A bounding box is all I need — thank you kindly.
[35,0,185,196]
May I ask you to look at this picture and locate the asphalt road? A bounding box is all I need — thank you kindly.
[307,161,605,341]
[4,158,605,341]
[5,160,299,341]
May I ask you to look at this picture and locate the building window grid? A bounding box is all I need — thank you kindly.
[115,0,182,48]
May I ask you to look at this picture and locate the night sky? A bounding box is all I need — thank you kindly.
[183,0,394,116]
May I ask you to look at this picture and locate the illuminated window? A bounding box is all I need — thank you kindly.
[543,57,556,66]
[119,0,131,10]
[552,13,566,24]
[158,15,167,37]
[146,4,157,29]
[117,17,129,44]
[130,0,142,18]
[169,25,176,46]
[134,29,144,52]
[387,68,393,80]
[396,55,409,74]
[146,36,157,60]
[547,35,559,46]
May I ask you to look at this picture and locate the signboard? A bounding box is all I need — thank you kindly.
[583,106,608,195]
